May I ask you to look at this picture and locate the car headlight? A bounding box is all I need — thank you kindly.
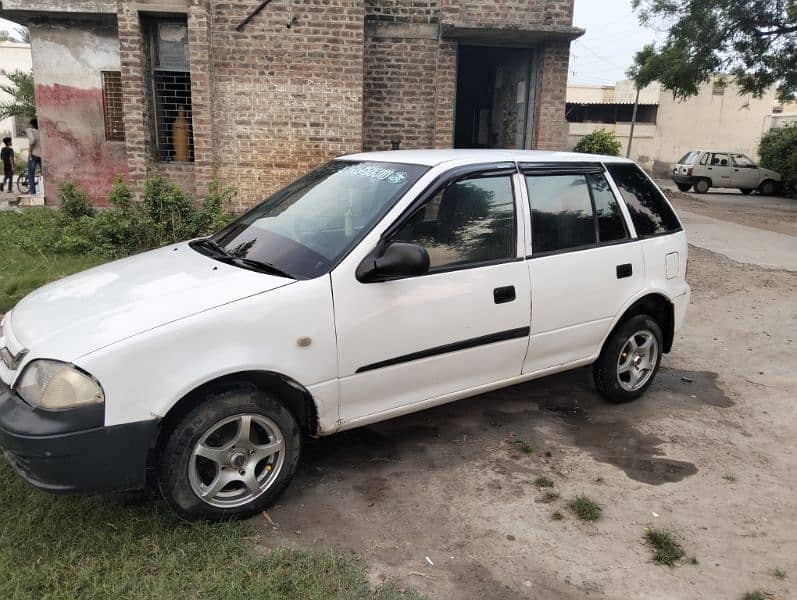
[15,360,105,410]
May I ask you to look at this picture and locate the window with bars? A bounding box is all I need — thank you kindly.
[147,19,194,162]
[101,71,125,141]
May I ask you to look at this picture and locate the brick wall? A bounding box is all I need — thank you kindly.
[209,0,365,211]
[534,40,570,150]
[440,0,573,30]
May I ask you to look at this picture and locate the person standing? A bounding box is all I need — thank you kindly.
[26,118,42,195]
[1,137,14,193]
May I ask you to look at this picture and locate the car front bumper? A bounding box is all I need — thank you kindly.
[0,380,157,494]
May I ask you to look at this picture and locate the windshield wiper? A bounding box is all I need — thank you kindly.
[231,257,295,279]
[193,238,295,279]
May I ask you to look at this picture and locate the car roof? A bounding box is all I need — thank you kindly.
[339,149,636,167]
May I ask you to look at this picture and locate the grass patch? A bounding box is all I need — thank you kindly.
[534,476,554,488]
[689,556,699,565]
[513,439,534,454]
[0,461,421,599]
[551,511,564,521]
[723,474,736,482]
[542,491,560,502]
[567,495,602,521]
[645,529,686,566]
[741,592,767,600]
[772,567,786,579]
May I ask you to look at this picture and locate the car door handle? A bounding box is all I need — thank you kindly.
[493,286,516,304]
[616,264,632,279]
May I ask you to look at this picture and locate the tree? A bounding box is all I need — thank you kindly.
[629,0,797,102]
[758,123,797,196]
[573,128,623,156]
[0,69,36,122]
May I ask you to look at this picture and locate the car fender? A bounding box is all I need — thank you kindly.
[77,276,339,428]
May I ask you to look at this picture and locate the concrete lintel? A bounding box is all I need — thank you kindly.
[441,23,584,46]
[365,21,439,41]
[0,0,115,15]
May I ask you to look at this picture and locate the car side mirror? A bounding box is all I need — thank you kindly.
[356,241,430,283]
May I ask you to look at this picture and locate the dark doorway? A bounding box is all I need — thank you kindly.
[454,46,534,149]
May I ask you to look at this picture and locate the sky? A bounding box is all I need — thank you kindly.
[3,4,660,86]
[569,0,664,86]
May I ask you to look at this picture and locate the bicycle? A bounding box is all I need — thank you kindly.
[16,164,43,195]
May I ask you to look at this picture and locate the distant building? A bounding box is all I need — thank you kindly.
[567,77,778,176]
[0,0,583,208]
[0,41,32,161]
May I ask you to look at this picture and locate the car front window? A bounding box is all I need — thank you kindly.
[205,161,429,279]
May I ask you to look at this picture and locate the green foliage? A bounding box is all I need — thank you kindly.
[0,462,422,599]
[567,495,602,521]
[759,123,797,196]
[0,69,35,121]
[58,181,96,220]
[534,476,554,488]
[2,175,235,273]
[629,0,797,102]
[573,129,622,156]
[645,529,686,566]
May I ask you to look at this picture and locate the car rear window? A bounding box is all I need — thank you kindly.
[677,151,700,165]
[606,164,681,237]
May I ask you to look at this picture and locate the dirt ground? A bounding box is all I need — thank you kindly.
[251,197,797,599]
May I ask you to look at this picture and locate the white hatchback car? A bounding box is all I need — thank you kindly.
[0,150,690,520]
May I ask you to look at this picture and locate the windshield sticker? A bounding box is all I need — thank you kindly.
[342,164,409,184]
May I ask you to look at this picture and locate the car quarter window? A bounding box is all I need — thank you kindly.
[392,174,516,270]
[606,163,680,237]
[733,154,755,168]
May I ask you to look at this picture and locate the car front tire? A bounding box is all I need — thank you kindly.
[759,180,776,196]
[158,383,302,521]
[593,314,663,403]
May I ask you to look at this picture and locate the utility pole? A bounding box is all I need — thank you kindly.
[626,85,640,158]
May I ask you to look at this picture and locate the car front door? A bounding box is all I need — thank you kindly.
[331,164,531,425]
[707,152,732,188]
[731,154,761,189]
[520,164,645,374]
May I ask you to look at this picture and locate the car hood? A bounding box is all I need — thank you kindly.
[8,242,294,361]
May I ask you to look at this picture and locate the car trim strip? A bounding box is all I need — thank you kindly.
[355,326,531,374]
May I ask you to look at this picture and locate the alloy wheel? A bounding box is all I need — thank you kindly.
[616,330,659,392]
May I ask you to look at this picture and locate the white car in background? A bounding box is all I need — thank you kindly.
[0,150,690,521]
[671,150,781,195]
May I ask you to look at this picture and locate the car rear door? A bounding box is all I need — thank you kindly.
[707,152,732,188]
[331,163,532,425]
[520,163,645,374]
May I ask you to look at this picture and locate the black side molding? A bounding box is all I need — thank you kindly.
[356,327,530,374]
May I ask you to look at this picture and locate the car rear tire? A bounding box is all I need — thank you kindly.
[593,314,663,404]
[740,188,753,195]
[676,183,692,192]
[158,383,302,521]
[693,179,710,193]
[759,180,776,196]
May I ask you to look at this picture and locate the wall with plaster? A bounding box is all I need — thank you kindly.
[29,19,128,203]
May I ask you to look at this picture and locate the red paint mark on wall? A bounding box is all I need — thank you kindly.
[35,83,129,205]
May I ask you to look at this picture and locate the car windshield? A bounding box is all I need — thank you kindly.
[677,151,700,165]
[201,160,429,279]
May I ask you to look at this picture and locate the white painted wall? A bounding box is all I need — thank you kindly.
[0,41,32,159]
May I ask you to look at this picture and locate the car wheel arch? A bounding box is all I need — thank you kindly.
[148,371,320,482]
[603,293,675,355]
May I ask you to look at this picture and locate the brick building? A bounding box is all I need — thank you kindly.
[0,0,582,209]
